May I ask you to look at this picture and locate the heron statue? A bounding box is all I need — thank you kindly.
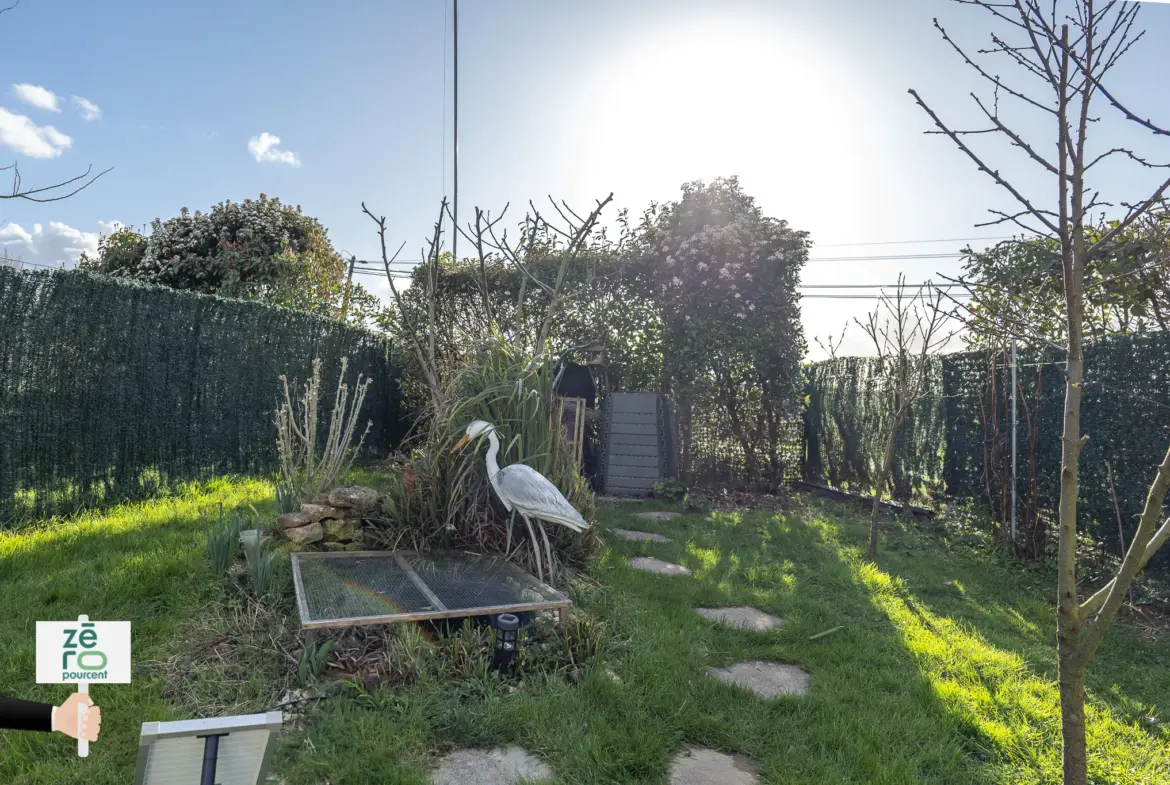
[453,419,588,584]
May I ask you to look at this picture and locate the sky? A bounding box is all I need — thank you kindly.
[2,0,1170,359]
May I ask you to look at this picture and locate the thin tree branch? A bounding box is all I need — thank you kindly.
[1,162,113,203]
[933,17,1058,115]
[910,88,1062,234]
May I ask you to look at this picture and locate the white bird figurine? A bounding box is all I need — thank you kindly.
[453,419,588,584]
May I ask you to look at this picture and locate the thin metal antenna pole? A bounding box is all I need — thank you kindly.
[452,0,459,264]
[1011,340,1018,544]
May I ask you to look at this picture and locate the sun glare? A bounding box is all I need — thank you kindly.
[569,14,873,200]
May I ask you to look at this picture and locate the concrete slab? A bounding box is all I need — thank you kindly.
[634,511,681,521]
[707,660,810,698]
[629,556,691,576]
[613,528,673,543]
[668,748,760,785]
[430,747,553,785]
[696,607,783,632]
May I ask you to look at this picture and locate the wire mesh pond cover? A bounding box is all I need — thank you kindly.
[289,550,572,630]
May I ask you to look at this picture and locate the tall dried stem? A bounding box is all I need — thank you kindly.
[276,357,373,499]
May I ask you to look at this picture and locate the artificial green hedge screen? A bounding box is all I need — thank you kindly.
[804,332,1170,576]
[0,267,404,522]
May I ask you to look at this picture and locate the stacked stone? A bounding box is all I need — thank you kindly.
[276,486,382,551]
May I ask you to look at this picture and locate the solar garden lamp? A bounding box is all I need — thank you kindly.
[133,712,283,785]
[239,529,263,567]
[492,613,521,676]
[239,529,260,552]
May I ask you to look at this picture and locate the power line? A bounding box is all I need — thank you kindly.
[807,252,965,263]
[816,235,1012,248]
[801,293,974,299]
[799,283,962,289]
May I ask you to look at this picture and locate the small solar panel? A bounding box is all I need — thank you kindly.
[133,712,282,785]
[290,550,572,630]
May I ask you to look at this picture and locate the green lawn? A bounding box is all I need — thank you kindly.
[1,479,1167,784]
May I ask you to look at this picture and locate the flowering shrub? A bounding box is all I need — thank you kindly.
[631,177,808,487]
[80,194,381,324]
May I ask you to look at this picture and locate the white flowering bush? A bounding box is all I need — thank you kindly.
[630,176,809,486]
[80,194,381,324]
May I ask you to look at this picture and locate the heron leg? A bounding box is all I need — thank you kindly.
[506,509,514,555]
[537,521,555,584]
[521,513,544,581]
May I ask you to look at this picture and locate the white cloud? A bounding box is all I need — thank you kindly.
[0,223,35,246]
[72,95,101,121]
[0,107,71,158]
[11,83,60,113]
[247,132,300,166]
[0,219,121,266]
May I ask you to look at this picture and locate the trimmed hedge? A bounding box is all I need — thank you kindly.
[805,333,1170,574]
[0,267,404,522]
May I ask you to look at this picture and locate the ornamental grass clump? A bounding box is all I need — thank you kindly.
[372,336,596,578]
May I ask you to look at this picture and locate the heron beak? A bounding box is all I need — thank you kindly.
[451,434,472,453]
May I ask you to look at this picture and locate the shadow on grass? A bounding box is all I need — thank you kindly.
[593,505,999,784]
[820,505,1170,785]
[0,479,275,785]
[600,502,1168,784]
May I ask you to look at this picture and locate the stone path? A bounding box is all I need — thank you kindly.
[634,511,681,521]
[430,747,552,785]
[629,556,692,576]
[708,661,810,698]
[612,528,673,543]
[668,748,760,785]
[696,607,783,631]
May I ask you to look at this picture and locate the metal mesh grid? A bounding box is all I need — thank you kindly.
[291,551,571,629]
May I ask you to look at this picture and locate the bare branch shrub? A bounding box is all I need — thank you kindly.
[855,276,952,556]
[275,357,372,499]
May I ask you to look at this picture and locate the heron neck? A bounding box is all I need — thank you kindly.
[485,430,503,495]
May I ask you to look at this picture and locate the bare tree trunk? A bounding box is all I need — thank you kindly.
[868,408,904,557]
[1057,23,1090,782]
[913,7,1170,781]
[1058,655,1088,785]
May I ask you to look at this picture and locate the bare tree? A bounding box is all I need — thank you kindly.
[813,327,846,361]
[361,192,613,409]
[914,3,1170,782]
[855,276,951,556]
[468,193,614,350]
[362,200,445,408]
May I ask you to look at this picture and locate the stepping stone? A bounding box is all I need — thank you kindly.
[635,511,680,521]
[613,528,672,543]
[430,747,553,785]
[707,660,810,698]
[669,748,760,785]
[696,607,783,631]
[629,556,691,576]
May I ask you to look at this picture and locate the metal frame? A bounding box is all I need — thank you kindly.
[289,550,572,631]
[133,711,282,785]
